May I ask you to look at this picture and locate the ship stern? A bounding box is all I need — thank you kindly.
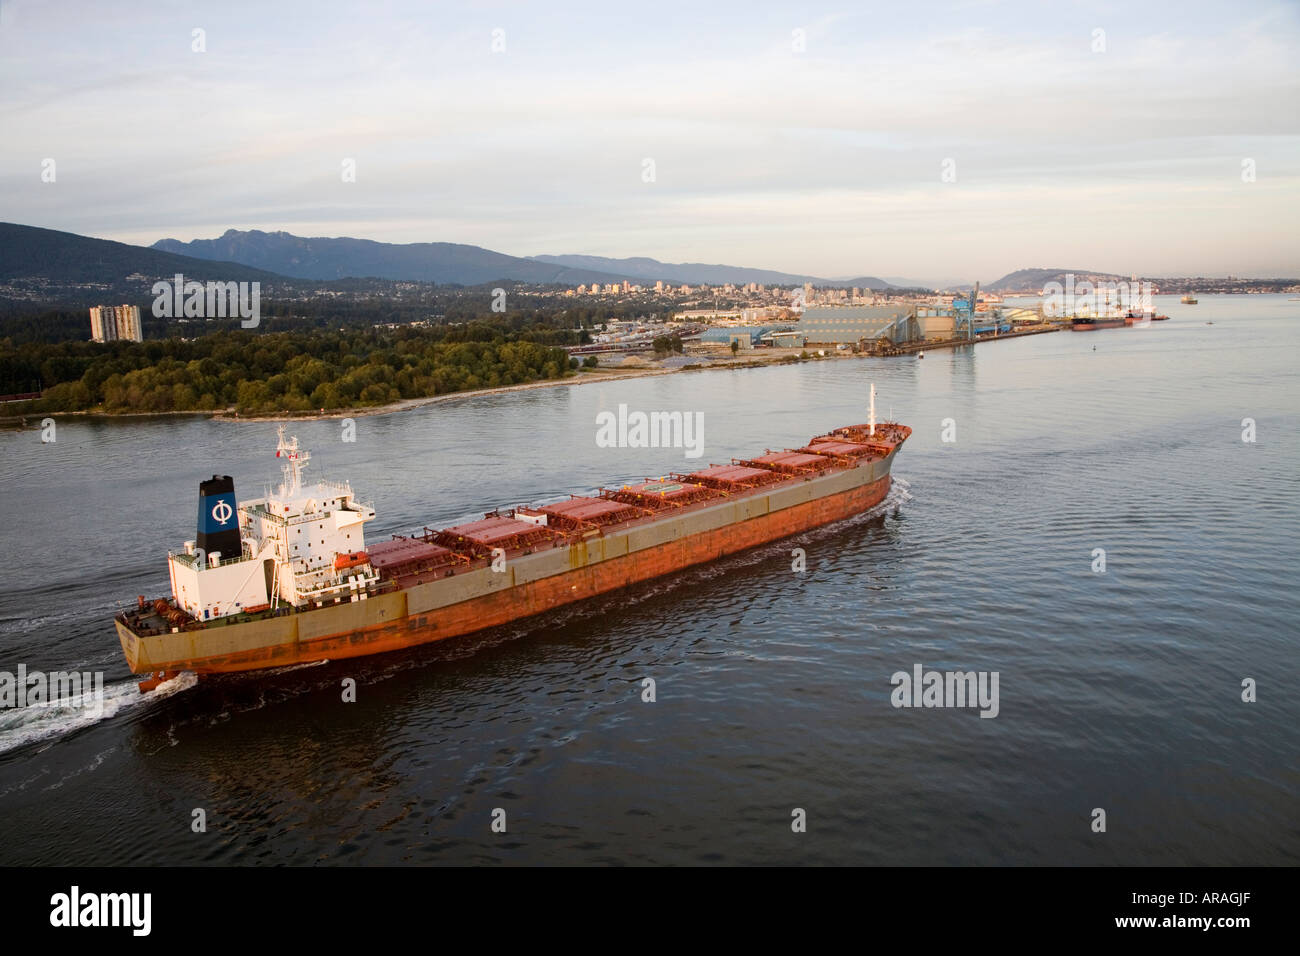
[115,618,145,674]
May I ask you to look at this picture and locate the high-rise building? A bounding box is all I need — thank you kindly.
[90,305,142,343]
[89,307,111,342]
[120,306,141,341]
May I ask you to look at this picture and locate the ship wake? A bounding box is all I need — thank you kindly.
[0,671,196,757]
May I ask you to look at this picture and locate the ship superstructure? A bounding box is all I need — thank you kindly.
[164,426,378,625]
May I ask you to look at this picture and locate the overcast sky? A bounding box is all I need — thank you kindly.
[2,0,1297,280]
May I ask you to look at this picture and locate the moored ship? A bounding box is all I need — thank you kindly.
[117,393,911,689]
[1121,306,1169,324]
[1070,316,1128,331]
[1071,308,1169,330]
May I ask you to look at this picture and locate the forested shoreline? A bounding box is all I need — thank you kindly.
[0,317,584,415]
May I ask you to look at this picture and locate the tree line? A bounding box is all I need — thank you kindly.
[0,318,581,415]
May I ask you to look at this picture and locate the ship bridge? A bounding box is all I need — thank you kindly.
[166,427,381,624]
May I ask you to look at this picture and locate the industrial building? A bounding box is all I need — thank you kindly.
[789,288,1037,351]
[699,325,799,349]
[915,308,956,341]
[797,306,916,345]
[798,304,1004,345]
[765,329,807,348]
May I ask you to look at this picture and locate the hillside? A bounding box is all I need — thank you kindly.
[152,230,629,286]
[529,253,896,289]
[984,267,1132,292]
[0,223,282,284]
[151,229,899,288]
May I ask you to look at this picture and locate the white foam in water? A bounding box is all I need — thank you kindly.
[0,671,197,756]
[261,659,329,677]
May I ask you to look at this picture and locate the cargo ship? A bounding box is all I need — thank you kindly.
[1071,308,1169,330]
[1070,315,1128,330]
[1124,307,1170,323]
[116,392,911,690]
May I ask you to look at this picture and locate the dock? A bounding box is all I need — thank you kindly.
[869,324,1061,356]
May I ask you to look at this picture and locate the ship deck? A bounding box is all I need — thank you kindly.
[119,421,910,638]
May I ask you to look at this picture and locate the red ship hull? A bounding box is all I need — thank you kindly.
[1071,318,1127,330]
[119,472,894,675]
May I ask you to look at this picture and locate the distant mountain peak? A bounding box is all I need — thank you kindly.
[527,253,896,289]
[150,229,630,285]
[145,229,901,289]
[0,221,282,287]
[983,267,1135,292]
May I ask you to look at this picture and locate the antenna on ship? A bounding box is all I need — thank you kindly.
[275,424,310,496]
[869,382,877,436]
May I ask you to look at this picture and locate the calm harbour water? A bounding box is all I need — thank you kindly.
[0,295,1296,866]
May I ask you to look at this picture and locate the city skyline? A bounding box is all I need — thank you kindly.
[2,0,1297,278]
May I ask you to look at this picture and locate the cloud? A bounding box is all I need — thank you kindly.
[1,0,1296,275]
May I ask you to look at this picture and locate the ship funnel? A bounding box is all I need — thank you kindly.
[197,475,240,565]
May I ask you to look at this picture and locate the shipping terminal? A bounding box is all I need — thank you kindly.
[116,390,910,691]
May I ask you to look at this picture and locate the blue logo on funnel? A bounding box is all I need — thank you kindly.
[200,492,237,534]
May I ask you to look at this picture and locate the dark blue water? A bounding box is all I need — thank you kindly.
[0,295,1295,865]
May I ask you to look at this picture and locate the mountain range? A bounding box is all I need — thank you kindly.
[0,223,279,285]
[151,230,627,286]
[981,268,1138,292]
[151,230,901,289]
[526,253,895,289]
[3,221,1228,297]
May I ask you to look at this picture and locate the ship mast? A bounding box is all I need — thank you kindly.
[869,383,877,436]
[275,424,310,496]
